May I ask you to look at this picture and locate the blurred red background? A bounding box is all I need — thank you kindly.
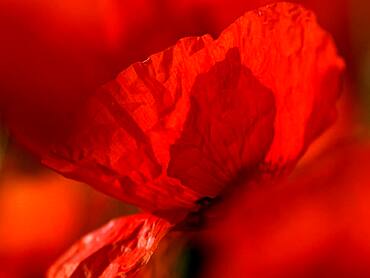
[200,139,370,278]
[0,0,369,277]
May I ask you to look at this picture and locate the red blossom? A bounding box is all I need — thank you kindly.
[2,2,344,277]
[36,2,343,216]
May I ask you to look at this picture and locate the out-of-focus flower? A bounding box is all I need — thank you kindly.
[203,138,370,278]
[0,170,84,278]
[1,2,344,277]
[0,146,135,278]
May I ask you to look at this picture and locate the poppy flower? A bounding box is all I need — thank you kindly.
[2,2,344,277]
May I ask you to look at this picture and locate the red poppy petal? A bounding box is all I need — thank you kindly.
[42,36,212,217]
[47,213,171,278]
[167,48,275,197]
[40,36,276,216]
[216,3,345,168]
[8,3,343,218]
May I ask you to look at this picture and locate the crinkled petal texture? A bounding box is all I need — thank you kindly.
[9,3,343,219]
[47,214,171,278]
